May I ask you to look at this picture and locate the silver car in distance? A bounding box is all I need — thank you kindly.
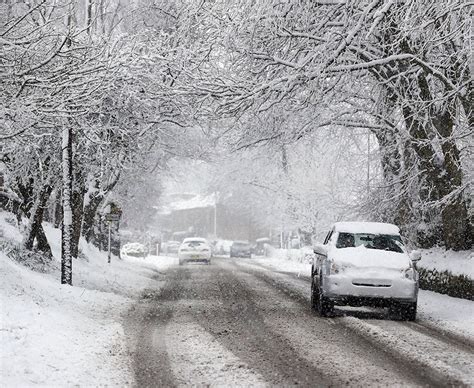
[178,237,212,265]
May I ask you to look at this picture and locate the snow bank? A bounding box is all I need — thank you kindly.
[418,290,474,339]
[0,211,177,386]
[0,253,134,386]
[418,247,473,278]
[0,212,23,242]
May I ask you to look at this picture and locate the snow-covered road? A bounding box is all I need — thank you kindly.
[124,257,474,387]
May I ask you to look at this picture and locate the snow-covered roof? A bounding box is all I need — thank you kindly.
[333,222,400,235]
[159,193,216,214]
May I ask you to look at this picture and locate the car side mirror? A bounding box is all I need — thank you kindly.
[410,250,421,262]
[313,243,327,257]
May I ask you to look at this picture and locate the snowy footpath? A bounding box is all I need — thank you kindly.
[0,213,177,386]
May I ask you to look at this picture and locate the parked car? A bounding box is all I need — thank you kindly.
[230,241,252,258]
[178,237,212,265]
[254,237,270,256]
[311,222,420,320]
[121,242,148,258]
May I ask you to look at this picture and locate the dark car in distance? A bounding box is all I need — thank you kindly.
[230,241,252,258]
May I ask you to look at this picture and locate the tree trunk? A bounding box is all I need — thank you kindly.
[83,194,104,242]
[54,189,62,228]
[402,105,442,248]
[71,171,86,259]
[432,108,471,250]
[82,172,121,245]
[23,182,53,256]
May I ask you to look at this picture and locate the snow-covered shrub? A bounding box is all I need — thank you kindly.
[0,240,57,273]
[417,266,473,300]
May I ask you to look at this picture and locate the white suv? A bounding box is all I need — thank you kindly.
[311,222,420,320]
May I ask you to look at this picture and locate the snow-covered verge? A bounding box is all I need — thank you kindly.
[418,247,473,278]
[0,211,177,386]
[245,255,474,339]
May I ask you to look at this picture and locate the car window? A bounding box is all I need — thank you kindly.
[336,232,355,248]
[336,232,404,253]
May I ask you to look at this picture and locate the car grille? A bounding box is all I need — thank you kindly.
[352,281,392,287]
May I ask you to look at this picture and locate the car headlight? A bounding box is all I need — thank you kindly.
[329,261,340,274]
[404,268,415,280]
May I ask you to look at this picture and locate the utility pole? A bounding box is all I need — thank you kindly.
[107,222,112,264]
[367,129,371,197]
[61,126,73,285]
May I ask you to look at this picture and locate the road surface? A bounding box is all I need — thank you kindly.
[124,257,473,387]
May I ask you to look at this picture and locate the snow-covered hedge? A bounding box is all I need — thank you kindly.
[417,266,473,300]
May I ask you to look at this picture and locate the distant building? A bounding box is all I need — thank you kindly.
[157,193,265,242]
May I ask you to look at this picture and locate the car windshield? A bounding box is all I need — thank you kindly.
[185,241,206,247]
[336,232,404,253]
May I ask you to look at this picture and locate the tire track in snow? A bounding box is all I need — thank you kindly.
[341,317,473,387]
[190,261,332,386]
[165,316,267,386]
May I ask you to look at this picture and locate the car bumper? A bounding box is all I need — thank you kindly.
[321,274,418,304]
[231,251,251,257]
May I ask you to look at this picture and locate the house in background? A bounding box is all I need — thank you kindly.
[157,193,265,242]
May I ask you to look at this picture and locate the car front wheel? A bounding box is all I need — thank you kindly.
[389,301,417,321]
[400,302,417,321]
[311,276,333,317]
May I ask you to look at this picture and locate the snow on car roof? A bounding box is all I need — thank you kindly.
[183,237,207,243]
[333,222,400,235]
